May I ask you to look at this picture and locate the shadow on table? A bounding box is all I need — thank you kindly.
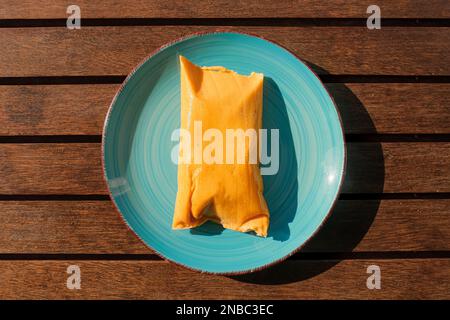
[230,62,385,285]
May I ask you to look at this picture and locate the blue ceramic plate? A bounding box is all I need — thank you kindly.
[103,32,345,274]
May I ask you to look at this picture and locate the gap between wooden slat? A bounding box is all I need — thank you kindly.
[1,75,450,85]
[1,134,450,143]
[1,193,450,201]
[0,252,449,260]
[0,18,449,28]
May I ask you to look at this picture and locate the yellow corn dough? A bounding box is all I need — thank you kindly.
[172,56,269,237]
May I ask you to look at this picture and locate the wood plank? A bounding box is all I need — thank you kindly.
[1,27,449,77]
[1,84,449,135]
[0,201,143,253]
[1,0,448,19]
[0,142,449,194]
[0,259,448,299]
[343,143,450,193]
[0,199,448,254]
[0,143,104,194]
[0,84,115,135]
[328,84,450,134]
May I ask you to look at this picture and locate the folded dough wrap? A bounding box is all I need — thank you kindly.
[172,56,269,237]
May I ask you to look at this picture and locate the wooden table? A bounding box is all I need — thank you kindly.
[0,1,449,299]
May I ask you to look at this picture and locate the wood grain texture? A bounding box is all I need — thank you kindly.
[343,142,450,193]
[328,84,450,134]
[0,199,448,254]
[0,142,449,194]
[1,27,449,77]
[0,85,115,135]
[1,0,449,19]
[0,143,104,194]
[1,84,449,135]
[0,259,448,299]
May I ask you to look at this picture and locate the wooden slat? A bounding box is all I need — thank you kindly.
[328,84,450,134]
[1,84,449,135]
[0,143,104,194]
[0,84,115,135]
[1,0,448,19]
[343,143,450,193]
[1,142,449,194]
[1,27,449,77]
[0,259,448,299]
[0,201,143,253]
[0,199,448,254]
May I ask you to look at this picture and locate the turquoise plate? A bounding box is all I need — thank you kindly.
[103,32,346,274]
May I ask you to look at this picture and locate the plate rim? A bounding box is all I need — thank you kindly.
[101,30,347,275]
